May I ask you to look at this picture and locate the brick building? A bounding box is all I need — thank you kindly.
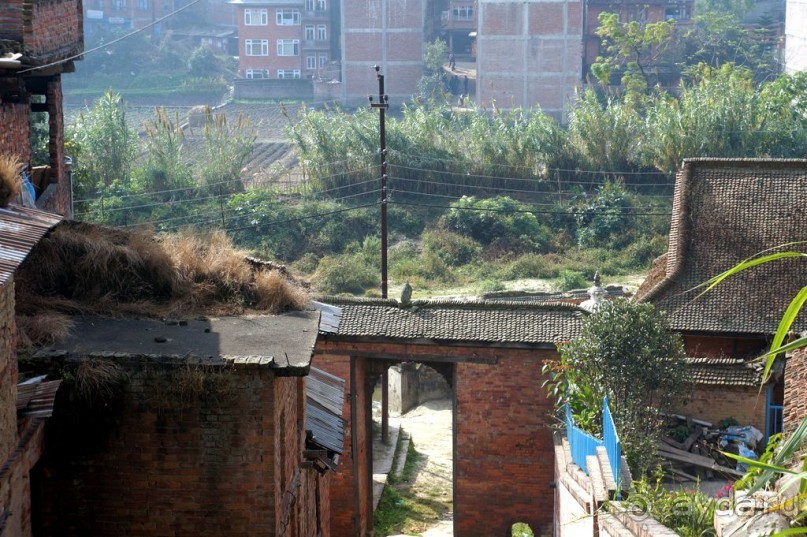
[231,0,337,80]
[313,298,586,536]
[635,158,807,436]
[28,313,344,537]
[475,0,583,119]
[339,0,426,105]
[1,0,83,217]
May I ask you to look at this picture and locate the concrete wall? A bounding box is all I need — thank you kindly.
[476,0,583,119]
[786,0,807,72]
[340,0,426,106]
[314,339,560,536]
[673,384,766,432]
[388,363,452,415]
[234,78,315,101]
[36,362,329,537]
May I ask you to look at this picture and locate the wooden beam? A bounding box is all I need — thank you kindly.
[313,348,499,364]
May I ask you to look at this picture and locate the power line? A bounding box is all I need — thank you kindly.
[19,0,205,74]
[386,197,673,217]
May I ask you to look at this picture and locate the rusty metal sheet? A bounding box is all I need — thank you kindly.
[0,206,62,286]
[306,367,346,454]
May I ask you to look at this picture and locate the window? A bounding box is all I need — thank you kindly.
[112,0,127,8]
[317,0,326,11]
[316,25,327,41]
[277,69,301,79]
[245,39,269,56]
[625,5,647,22]
[306,55,317,70]
[664,5,690,20]
[305,0,315,10]
[138,0,149,10]
[452,5,473,20]
[277,39,300,56]
[244,8,268,25]
[318,53,328,68]
[276,9,300,25]
[246,69,269,79]
[305,25,315,40]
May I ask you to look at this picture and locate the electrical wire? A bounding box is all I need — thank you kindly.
[19,0,205,74]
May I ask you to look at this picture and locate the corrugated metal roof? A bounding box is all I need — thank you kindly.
[306,400,345,454]
[305,367,345,454]
[17,376,62,418]
[0,206,62,286]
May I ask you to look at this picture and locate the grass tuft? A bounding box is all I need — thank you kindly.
[0,154,22,207]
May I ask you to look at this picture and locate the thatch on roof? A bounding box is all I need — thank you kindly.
[15,223,308,346]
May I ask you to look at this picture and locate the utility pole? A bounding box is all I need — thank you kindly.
[369,65,390,444]
[369,65,389,299]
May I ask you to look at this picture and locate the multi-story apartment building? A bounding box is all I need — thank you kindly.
[231,0,336,80]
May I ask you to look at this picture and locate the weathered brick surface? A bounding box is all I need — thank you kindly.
[27,1,82,58]
[455,349,557,536]
[785,348,807,436]
[314,340,559,537]
[0,281,18,461]
[674,384,765,431]
[38,365,329,537]
[0,102,32,165]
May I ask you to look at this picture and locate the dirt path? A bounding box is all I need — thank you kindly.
[390,398,454,537]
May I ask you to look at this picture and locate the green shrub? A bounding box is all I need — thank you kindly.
[441,196,550,252]
[569,182,637,249]
[557,270,588,291]
[312,254,378,295]
[478,279,505,294]
[422,229,482,266]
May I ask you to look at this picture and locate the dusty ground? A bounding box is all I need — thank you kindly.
[377,398,455,537]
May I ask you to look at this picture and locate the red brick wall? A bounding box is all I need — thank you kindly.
[312,355,356,536]
[27,0,82,58]
[683,334,767,359]
[0,102,32,165]
[314,339,559,537]
[455,348,557,536]
[37,365,324,537]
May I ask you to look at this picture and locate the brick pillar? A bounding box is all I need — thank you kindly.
[0,280,18,460]
[46,75,71,217]
[784,348,807,436]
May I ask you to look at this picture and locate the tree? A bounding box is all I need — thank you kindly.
[417,39,450,103]
[69,92,138,199]
[590,12,677,95]
[557,300,690,475]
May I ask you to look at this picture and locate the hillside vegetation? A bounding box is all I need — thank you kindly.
[65,65,807,297]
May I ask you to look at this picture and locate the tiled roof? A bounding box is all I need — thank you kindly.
[315,297,585,345]
[636,159,807,335]
[686,357,763,387]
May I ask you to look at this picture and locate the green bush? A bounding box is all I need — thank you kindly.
[570,182,637,249]
[422,229,482,266]
[313,254,379,295]
[441,196,550,252]
[557,270,589,291]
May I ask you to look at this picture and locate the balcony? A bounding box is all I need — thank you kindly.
[0,0,84,69]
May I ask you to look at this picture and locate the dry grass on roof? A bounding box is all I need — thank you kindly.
[15,223,308,347]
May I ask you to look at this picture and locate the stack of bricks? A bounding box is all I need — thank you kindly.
[784,347,807,436]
